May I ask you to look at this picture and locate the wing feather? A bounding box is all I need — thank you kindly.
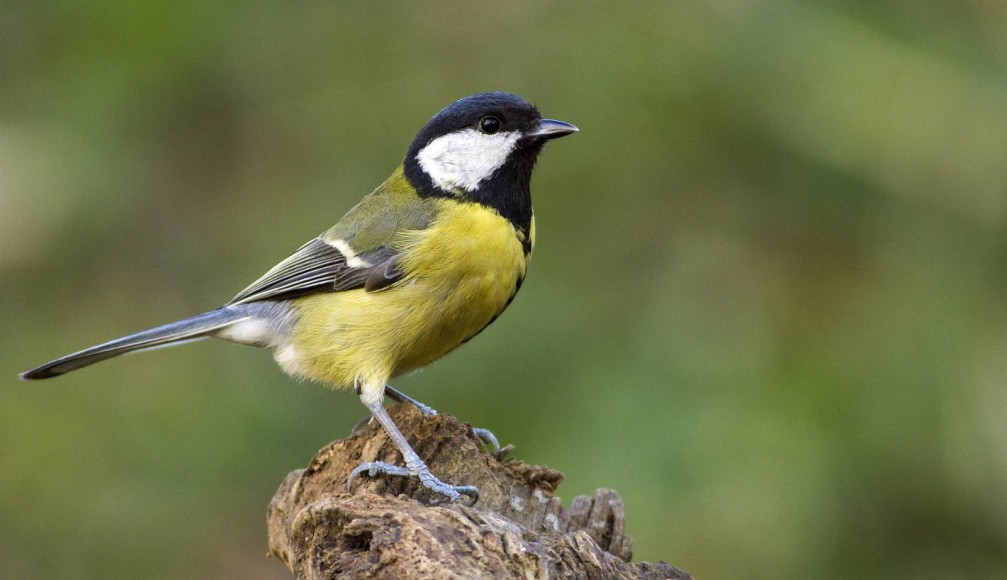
[227,238,395,304]
[228,169,431,305]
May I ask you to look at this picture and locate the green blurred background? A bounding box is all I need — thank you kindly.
[2,2,1006,578]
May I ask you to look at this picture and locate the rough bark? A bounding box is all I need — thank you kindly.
[267,404,690,579]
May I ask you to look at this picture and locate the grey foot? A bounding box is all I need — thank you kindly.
[384,385,501,453]
[347,460,479,504]
[471,428,500,452]
[383,385,438,416]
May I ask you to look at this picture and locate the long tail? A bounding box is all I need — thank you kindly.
[20,307,254,380]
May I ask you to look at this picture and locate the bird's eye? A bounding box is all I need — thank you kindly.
[478,116,501,135]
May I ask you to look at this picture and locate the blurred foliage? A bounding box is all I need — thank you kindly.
[2,1,1007,578]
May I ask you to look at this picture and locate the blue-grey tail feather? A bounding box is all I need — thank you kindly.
[19,307,251,380]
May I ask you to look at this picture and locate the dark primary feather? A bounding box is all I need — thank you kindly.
[228,238,398,304]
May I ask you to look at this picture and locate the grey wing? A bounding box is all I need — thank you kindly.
[227,238,399,305]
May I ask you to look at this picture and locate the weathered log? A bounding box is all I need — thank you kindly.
[267,404,690,579]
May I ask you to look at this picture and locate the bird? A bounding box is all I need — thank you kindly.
[20,91,578,503]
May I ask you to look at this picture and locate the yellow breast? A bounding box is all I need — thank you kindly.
[281,199,530,391]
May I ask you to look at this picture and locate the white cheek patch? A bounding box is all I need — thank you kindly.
[416,128,520,192]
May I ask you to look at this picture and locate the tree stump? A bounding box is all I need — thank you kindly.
[267,404,691,579]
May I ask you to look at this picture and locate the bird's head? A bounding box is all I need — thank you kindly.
[404,92,577,197]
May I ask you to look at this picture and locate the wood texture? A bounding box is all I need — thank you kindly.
[267,404,690,579]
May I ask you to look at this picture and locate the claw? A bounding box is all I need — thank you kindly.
[358,388,484,504]
[347,461,410,490]
[471,427,500,453]
[347,460,479,504]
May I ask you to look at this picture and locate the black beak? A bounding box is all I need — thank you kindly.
[526,119,579,140]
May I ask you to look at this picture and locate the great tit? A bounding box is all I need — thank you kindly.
[21,92,577,502]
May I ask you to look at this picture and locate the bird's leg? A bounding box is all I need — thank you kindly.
[348,395,479,504]
[383,385,438,416]
[384,385,500,452]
